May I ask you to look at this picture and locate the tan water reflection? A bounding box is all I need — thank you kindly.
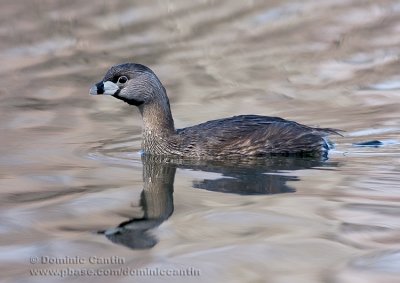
[0,1,399,283]
[102,155,336,250]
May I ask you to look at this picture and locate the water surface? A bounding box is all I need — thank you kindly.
[0,1,399,282]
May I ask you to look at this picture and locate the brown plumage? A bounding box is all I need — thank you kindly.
[90,63,340,159]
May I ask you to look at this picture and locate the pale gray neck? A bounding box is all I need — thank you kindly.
[139,94,175,137]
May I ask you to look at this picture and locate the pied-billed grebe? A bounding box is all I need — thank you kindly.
[90,63,340,158]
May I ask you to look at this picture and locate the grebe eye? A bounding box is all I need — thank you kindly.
[118,76,128,84]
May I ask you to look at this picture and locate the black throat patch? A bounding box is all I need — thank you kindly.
[113,92,144,106]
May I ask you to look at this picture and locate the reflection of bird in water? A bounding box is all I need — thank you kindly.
[101,155,338,249]
[90,63,340,159]
[186,158,326,195]
[102,157,175,250]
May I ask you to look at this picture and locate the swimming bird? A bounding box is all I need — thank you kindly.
[90,63,340,159]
